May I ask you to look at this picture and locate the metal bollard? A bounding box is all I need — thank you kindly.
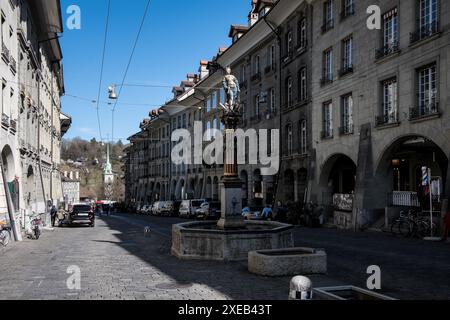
[289,276,313,300]
[144,226,151,238]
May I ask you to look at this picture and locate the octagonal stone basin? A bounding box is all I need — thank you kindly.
[313,286,396,300]
[248,247,327,277]
[171,221,294,261]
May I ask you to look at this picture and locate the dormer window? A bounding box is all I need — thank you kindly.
[259,7,267,17]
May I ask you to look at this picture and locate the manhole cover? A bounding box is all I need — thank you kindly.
[155,282,193,290]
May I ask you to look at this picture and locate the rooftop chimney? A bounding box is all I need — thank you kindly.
[199,60,209,79]
[248,0,259,27]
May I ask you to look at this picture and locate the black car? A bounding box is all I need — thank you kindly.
[69,204,95,227]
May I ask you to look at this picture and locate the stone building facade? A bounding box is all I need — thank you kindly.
[125,0,450,230]
[309,0,450,229]
[0,0,69,233]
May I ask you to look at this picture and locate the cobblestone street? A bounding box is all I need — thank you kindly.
[0,214,338,300]
[0,213,449,300]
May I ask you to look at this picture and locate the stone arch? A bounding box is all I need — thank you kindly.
[283,169,295,202]
[175,179,185,200]
[188,178,196,199]
[1,145,15,182]
[212,176,219,201]
[26,165,35,207]
[373,135,448,210]
[171,180,177,200]
[240,170,248,207]
[205,177,212,199]
[253,169,263,206]
[297,168,308,204]
[318,154,357,206]
[154,183,161,201]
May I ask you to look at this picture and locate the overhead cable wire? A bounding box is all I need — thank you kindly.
[111,0,152,144]
[95,0,112,143]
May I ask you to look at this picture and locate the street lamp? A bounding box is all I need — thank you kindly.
[108,85,118,100]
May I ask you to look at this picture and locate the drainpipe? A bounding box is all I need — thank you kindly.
[37,69,47,220]
[50,63,54,205]
[263,16,283,208]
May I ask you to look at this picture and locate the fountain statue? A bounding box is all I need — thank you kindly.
[171,66,294,261]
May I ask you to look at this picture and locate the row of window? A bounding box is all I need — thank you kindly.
[322,35,353,84]
[321,62,438,138]
[286,120,308,157]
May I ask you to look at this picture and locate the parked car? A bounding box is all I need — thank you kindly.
[141,205,151,215]
[69,204,95,227]
[195,201,221,220]
[135,204,142,214]
[151,202,163,216]
[179,199,206,218]
[159,201,175,217]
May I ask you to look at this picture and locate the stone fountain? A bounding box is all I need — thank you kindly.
[171,67,294,261]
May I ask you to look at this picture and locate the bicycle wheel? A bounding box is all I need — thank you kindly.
[398,220,413,237]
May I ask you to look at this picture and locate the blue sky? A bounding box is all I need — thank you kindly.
[60,0,249,142]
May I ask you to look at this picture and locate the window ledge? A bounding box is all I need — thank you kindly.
[409,113,441,123]
[375,122,401,130]
[409,32,441,49]
[375,50,401,64]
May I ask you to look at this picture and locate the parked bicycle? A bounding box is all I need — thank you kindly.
[391,209,437,238]
[26,215,43,240]
[0,221,11,247]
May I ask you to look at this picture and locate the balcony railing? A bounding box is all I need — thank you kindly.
[389,191,420,208]
[340,4,355,20]
[321,19,334,34]
[320,74,333,86]
[409,102,440,120]
[1,113,9,127]
[264,64,276,74]
[321,129,333,139]
[1,43,10,63]
[339,124,354,135]
[10,119,17,132]
[338,64,353,77]
[410,21,439,44]
[282,51,293,64]
[375,42,400,60]
[10,56,16,73]
[239,81,247,90]
[250,114,261,122]
[251,72,261,82]
[296,40,308,53]
[376,112,398,126]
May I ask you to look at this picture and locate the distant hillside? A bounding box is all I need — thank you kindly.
[61,138,126,201]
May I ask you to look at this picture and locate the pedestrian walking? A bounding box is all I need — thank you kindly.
[50,205,58,227]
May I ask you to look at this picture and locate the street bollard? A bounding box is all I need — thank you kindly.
[144,226,151,238]
[289,276,313,300]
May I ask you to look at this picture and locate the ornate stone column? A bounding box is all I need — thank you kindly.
[217,112,244,230]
